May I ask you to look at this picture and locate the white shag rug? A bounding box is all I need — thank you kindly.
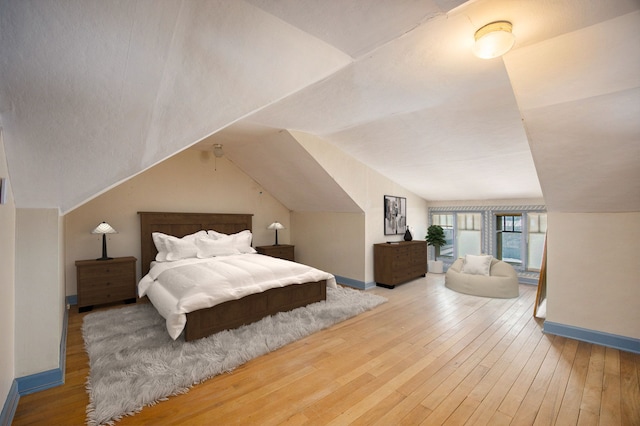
[82,286,387,425]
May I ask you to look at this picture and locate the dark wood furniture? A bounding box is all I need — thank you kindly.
[256,244,295,261]
[76,256,137,312]
[138,212,326,341]
[374,241,427,289]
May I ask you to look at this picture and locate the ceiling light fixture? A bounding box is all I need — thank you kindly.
[473,21,515,59]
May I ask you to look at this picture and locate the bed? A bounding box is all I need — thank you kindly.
[138,211,335,341]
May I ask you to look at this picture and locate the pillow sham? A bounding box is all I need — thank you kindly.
[165,237,198,261]
[462,254,492,276]
[230,230,256,253]
[152,230,207,261]
[207,229,227,239]
[152,232,170,261]
[195,237,241,258]
[182,230,208,241]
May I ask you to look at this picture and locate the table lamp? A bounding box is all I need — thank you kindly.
[267,221,284,245]
[92,221,117,260]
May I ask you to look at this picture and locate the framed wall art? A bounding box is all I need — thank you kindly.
[384,195,406,235]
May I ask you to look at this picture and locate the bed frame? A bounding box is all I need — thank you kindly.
[138,212,327,341]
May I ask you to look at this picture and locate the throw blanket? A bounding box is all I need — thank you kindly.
[138,254,337,339]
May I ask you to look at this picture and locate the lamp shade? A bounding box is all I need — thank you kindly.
[267,221,285,231]
[91,222,117,234]
[472,21,515,59]
[92,222,117,260]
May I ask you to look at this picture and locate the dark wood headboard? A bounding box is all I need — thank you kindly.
[138,212,253,275]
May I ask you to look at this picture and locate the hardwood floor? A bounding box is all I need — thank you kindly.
[13,274,640,425]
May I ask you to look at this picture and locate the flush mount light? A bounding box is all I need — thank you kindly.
[473,21,515,59]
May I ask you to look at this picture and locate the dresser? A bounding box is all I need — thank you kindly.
[255,244,295,261]
[76,256,137,312]
[374,241,427,288]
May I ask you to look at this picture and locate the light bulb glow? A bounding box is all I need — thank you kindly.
[473,21,515,59]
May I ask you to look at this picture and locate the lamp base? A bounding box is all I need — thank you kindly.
[97,234,112,261]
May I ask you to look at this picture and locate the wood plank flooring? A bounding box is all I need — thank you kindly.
[13,274,640,425]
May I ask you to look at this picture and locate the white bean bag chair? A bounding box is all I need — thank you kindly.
[445,255,519,298]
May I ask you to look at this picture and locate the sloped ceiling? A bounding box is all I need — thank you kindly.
[505,11,640,212]
[0,0,638,214]
[0,0,352,212]
[201,122,363,213]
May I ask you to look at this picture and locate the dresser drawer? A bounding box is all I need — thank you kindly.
[79,281,135,306]
[256,245,295,261]
[77,262,132,280]
[76,256,137,311]
[79,274,133,291]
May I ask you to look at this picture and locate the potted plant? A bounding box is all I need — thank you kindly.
[426,225,446,273]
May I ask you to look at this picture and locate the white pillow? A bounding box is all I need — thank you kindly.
[152,232,171,261]
[182,230,208,241]
[207,230,228,239]
[164,237,198,261]
[230,230,256,254]
[152,230,206,261]
[462,254,493,276]
[195,237,241,258]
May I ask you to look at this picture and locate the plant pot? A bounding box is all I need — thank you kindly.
[428,260,443,274]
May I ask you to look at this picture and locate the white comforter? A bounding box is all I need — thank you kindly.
[138,254,337,339]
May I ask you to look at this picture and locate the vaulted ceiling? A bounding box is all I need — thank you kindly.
[1,0,638,214]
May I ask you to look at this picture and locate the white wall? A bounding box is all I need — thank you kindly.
[0,133,16,410]
[14,208,64,376]
[65,134,429,289]
[291,131,428,284]
[547,212,640,339]
[292,211,365,280]
[64,149,291,294]
[364,170,428,283]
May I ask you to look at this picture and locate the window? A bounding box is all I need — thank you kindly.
[495,212,547,272]
[429,206,547,278]
[432,214,453,258]
[527,213,547,271]
[457,213,482,257]
[496,214,522,265]
[430,212,482,259]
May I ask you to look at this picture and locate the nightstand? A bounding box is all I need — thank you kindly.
[256,245,295,262]
[76,256,137,312]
